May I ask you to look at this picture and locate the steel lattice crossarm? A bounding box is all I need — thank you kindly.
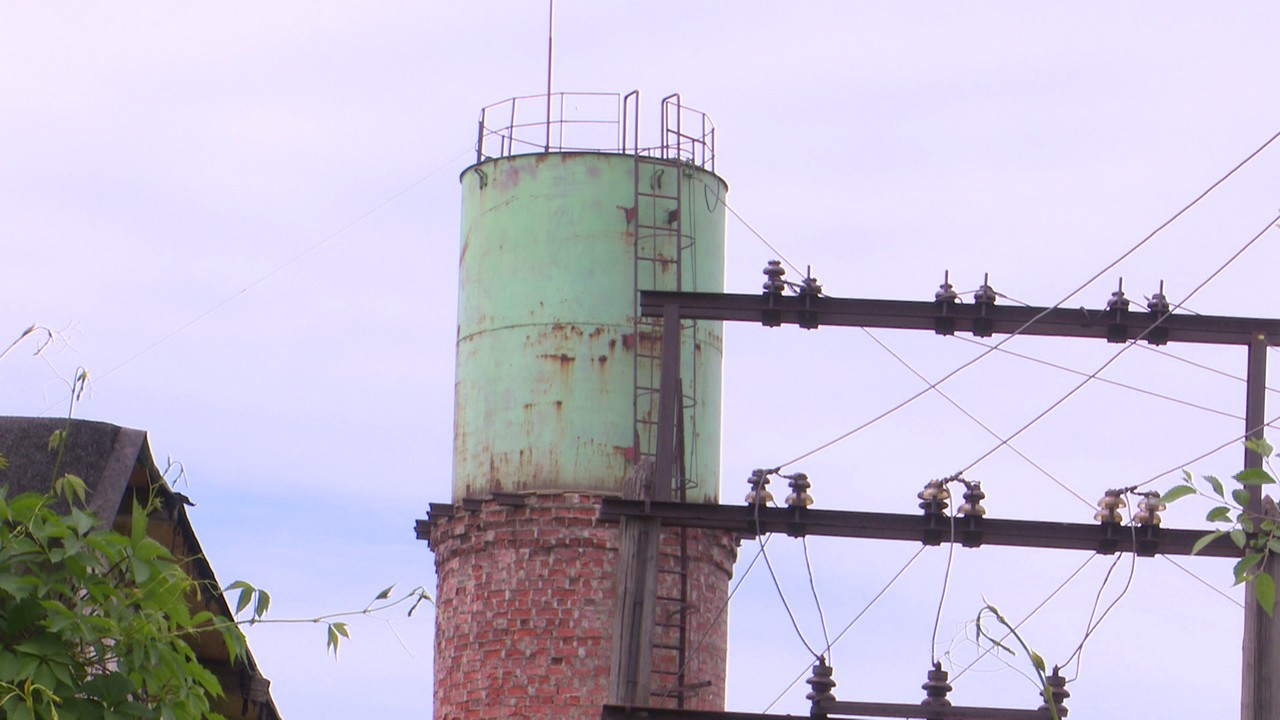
[639,289,1280,346]
[596,498,1240,558]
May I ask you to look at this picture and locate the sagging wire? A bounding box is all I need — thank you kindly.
[954,334,1243,421]
[1062,489,1143,682]
[779,471,834,662]
[748,470,821,661]
[663,469,832,702]
[771,128,1280,472]
[801,536,833,663]
[762,545,928,712]
[865,328,1096,509]
[922,476,964,665]
[960,213,1280,477]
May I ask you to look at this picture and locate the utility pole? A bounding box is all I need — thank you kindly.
[1242,334,1274,720]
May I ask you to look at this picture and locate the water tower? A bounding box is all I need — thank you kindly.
[421,92,737,719]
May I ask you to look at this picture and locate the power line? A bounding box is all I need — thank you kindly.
[950,554,1097,684]
[865,329,1095,509]
[1139,341,1275,389]
[658,533,774,702]
[930,510,959,664]
[1162,555,1245,609]
[754,499,821,660]
[1063,520,1140,682]
[38,147,474,414]
[772,129,1280,470]
[724,200,805,278]
[801,536,833,662]
[960,213,1280,475]
[954,335,1243,421]
[1134,408,1280,490]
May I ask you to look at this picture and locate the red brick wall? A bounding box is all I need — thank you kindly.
[430,494,737,719]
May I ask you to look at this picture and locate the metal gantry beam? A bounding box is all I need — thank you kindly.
[597,498,1241,559]
[631,285,1279,720]
[601,702,1057,720]
[640,290,1280,346]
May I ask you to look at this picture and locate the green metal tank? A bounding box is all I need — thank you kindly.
[452,93,727,503]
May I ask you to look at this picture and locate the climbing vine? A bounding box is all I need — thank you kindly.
[1162,437,1279,615]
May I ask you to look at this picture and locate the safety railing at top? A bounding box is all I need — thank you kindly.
[474,91,715,172]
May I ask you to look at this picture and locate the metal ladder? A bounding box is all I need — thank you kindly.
[632,94,700,493]
[631,151,684,482]
[630,94,701,706]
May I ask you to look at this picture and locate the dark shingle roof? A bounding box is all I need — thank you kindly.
[0,416,141,520]
[0,416,283,720]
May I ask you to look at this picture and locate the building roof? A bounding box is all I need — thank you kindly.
[0,416,283,720]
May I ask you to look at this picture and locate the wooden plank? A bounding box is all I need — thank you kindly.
[609,460,661,705]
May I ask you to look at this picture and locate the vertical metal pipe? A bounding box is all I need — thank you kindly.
[1242,333,1273,720]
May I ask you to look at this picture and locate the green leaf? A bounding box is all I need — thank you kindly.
[1257,572,1277,616]
[408,590,434,617]
[1183,469,1194,484]
[0,453,8,470]
[1029,651,1046,673]
[57,474,87,506]
[253,589,271,619]
[1234,488,1254,507]
[1246,437,1275,458]
[1206,475,1225,498]
[1241,514,1257,534]
[1160,485,1197,504]
[129,499,146,546]
[233,587,254,616]
[326,622,350,657]
[1235,553,1265,584]
[1236,468,1276,486]
[47,430,65,452]
[1231,528,1247,548]
[1207,506,1233,523]
[374,584,395,601]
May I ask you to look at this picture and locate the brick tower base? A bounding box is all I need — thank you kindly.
[428,493,738,720]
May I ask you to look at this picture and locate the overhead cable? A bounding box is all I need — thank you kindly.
[773,129,1280,470]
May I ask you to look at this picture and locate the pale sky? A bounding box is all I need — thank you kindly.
[4,2,1280,717]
